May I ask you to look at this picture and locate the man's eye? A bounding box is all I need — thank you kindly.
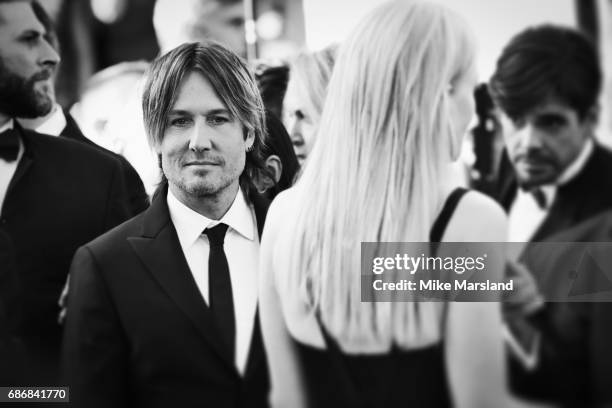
[170,118,192,127]
[207,116,229,126]
[538,118,564,129]
[295,110,305,121]
[21,35,39,45]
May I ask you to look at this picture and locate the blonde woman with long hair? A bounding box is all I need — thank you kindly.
[259,1,508,407]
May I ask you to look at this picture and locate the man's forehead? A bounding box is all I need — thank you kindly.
[0,2,45,35]
[530,99,577,117]
[172,71,228,112]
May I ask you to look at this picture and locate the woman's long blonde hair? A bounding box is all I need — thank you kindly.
[281,0,476,350]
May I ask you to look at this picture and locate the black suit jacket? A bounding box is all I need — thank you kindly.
[491,143,612,406]
[0,125,133,385]
[517,212,612,407]
[62,187,270,408]
[60,109,149,215]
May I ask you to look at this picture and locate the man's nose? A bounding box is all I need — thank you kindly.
[517,124,544,150]
[188,122,212,151]
[39,38,60,69]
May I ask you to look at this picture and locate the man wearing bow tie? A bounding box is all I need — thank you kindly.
[62,42,272,407]
[0,0,133,386]
[488,25,612,407]
[489,25,612,242]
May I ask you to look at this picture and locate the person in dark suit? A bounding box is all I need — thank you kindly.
[0,0,133,386]
[489,25,612,242]
[63,42,272,407]
[516,212,612,407]
[488,25,612,406]
[19,104,149,215]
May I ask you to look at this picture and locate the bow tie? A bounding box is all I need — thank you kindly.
[519,185,548,210]
[0,128,19,162]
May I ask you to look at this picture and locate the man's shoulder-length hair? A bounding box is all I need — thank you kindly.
[142,41,270,202]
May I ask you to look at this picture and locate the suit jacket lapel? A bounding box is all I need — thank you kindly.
[250,192,270,238]
[244,193,270,381]
[531,198,573,241]
[243,309,266,380]
[531,145,602,241]
[60,110,89,143]
[5,123,34,198]
[127,188,236,371]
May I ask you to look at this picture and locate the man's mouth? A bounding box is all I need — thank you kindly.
[32,70,53,82]
[185,161,220,166]
[516,159,555,177]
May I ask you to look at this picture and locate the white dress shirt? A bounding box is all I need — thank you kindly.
[0,119,24,213]
[508,139,594,242]
[31,104,67,137]
[167,187,259,375]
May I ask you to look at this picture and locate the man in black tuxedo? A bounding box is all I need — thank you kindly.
[19,93,149,215]
[489,25,612,241]
[488,25,612,406]
[63,42,272,407]
[19,98,149,215]
[0,0,133,386]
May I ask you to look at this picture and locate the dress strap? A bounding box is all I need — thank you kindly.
[429,187,469,242]
[314,310,367,408]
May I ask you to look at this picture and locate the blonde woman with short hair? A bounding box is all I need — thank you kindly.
[260,1,508,407]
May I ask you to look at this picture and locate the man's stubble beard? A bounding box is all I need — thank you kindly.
[179,176,236,198]
[171,164,243,200]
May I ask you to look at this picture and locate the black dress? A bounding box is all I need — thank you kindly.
[292,188,468,408]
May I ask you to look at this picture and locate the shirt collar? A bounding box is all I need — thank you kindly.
[167,186,255,249]
[0,118,14,133]
[33,104,67,136]
[557,138,594,185]
[220,187,256,241]
[516,138,594,210]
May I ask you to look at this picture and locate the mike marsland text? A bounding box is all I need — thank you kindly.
[372,279,514,291]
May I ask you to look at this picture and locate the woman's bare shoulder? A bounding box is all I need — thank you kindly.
[444,190,507,242]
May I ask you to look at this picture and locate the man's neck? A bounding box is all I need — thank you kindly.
[17,104,60,133]
[169,182,240,220]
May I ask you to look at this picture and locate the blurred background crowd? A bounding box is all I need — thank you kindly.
[31,0,612,195]
[4,1,612,407]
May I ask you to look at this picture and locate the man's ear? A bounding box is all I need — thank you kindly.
[584,104,600,126]
[580,104,600,140]
[253,155,283,194]
[265,155,282,184]
[245,130,255,151]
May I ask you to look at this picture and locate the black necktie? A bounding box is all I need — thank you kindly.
[0,128,19,162]
[204,223,235,362]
